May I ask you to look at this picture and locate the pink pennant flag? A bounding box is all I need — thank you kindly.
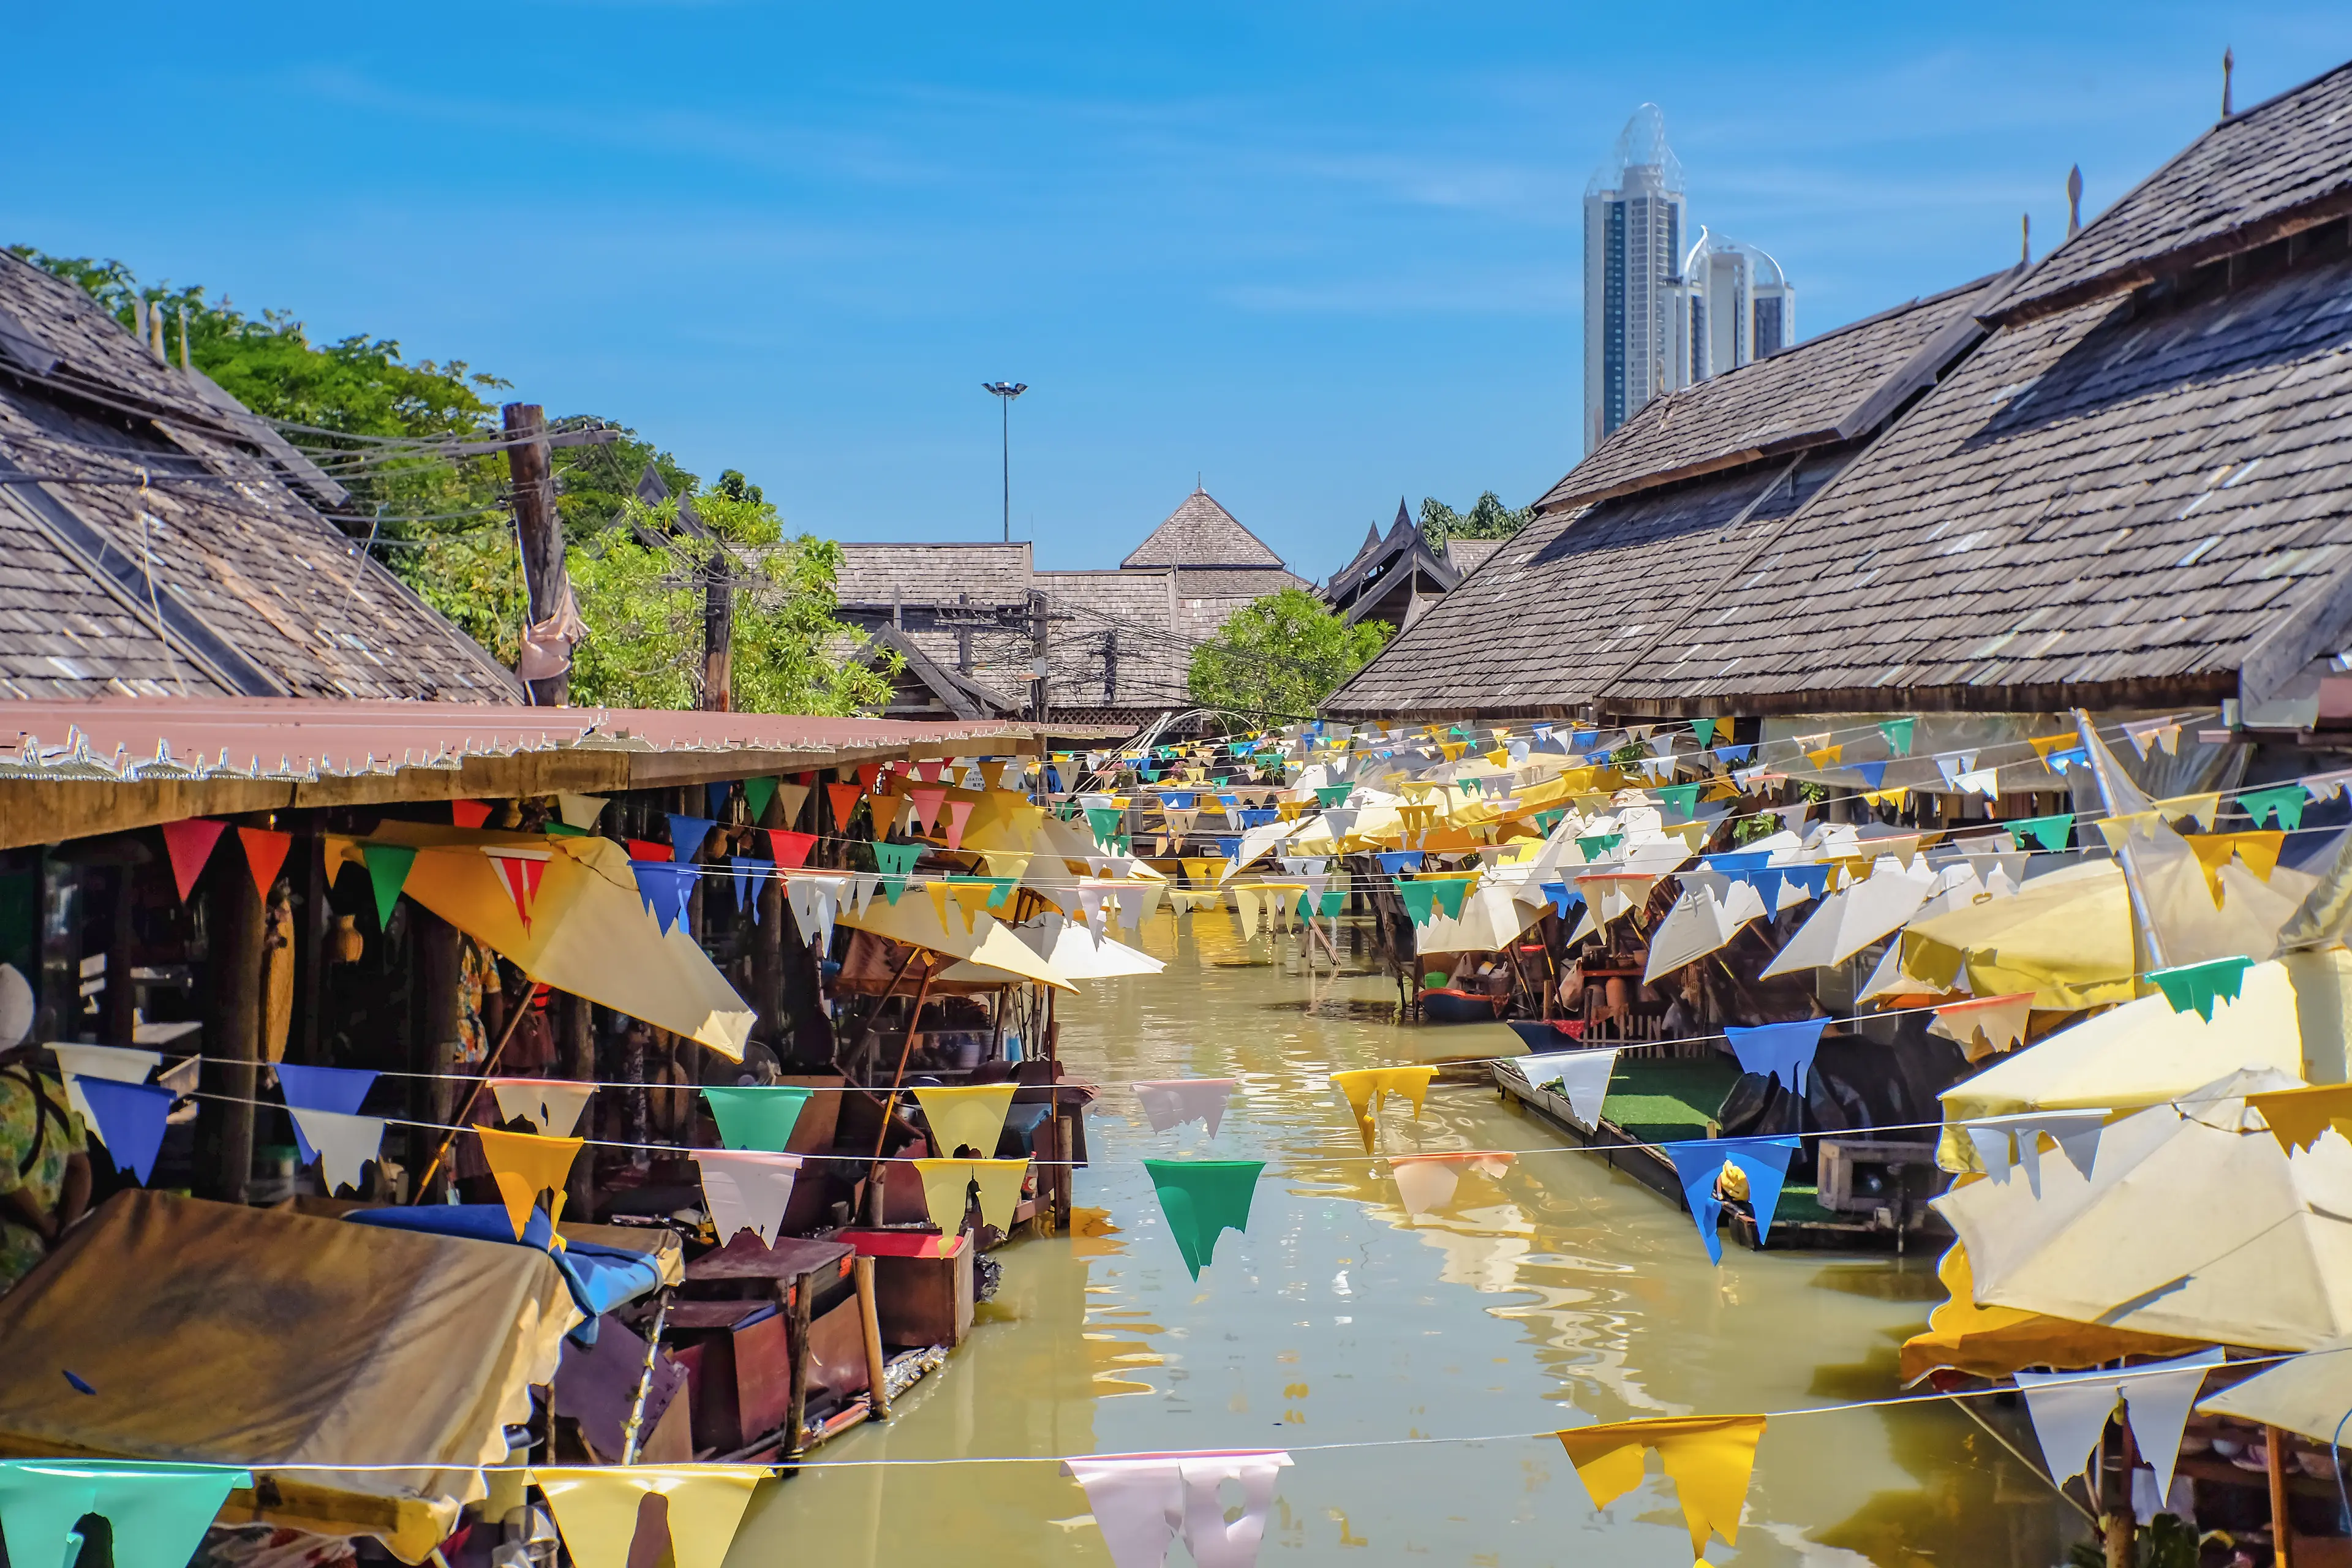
[944,798,976,852]
[237,827,293,902]
[160,818,227,902]
[917,759,948,783]
[910,786,948,834]
[486,851,549,930]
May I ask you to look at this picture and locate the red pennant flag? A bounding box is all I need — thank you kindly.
[237,827,293,902]
[944,798,976,852]
[826,783,865,827]
[909,786,947,834]
[452,800,492,829]
[856,763,882,793]
[767,829,817,868]
[794,771,816,785]
[627,838,672,862]
[160,819,227,902]
[916,760,946,783]
[486,851,549,930]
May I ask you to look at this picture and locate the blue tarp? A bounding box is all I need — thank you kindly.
[346,1205,664,1343]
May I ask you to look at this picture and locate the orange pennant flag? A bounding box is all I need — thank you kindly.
[238,827,293,902]
[826,782,865,827]
[475,1125,584,1238]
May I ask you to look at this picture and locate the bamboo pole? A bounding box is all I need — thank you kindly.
[2267,1424,2297,1567]
[854,1257,891,1420]
[410,990,538,1200]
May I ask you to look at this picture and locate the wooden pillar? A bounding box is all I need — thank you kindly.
[2267,1425,2297,1568]
[559,990,595,1219]
[2103,1414,2136,1568]
[782,1272,814,1463]
[854,1257,891,1420]
[415,911,462,1203]
[202,850,266,1204]
[295,823,325,1065]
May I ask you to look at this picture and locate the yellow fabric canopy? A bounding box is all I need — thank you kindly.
[0,1191,578,1562]
[1938,956,2310,1171]
[1899,860,2136,1010]
[1898,1238,2207,1384]
[333,825,753,1060]
[838,892,1077,990]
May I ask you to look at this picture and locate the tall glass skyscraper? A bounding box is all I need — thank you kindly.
[1583,106,1796,451]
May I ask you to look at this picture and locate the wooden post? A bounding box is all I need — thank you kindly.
[502,402,565,706]
[559,990,595,1221]
[854,1257,891,1420]
[202,845,266,1204]
[750,787,786,1049]
[781,1274,813,1463]
[2267,1424,2296,1567]
[414,913,462,1202]
[2104,1412,2136,1568]
[296,823,325,1065]
[680,496,733,711]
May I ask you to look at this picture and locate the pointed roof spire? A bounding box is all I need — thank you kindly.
[1393,497,1412,531]
[1121,489,1286,569]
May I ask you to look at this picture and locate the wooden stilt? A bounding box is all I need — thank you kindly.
[855,1257,891,1420]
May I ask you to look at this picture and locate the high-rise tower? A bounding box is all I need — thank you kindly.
[1583,105,1686,452]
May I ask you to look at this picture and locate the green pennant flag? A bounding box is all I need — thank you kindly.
[1458,779,1479,795]
[1576,832,1624,860]
[1084,807,1124,845]
[361,844,416,930]
[1879,717,1917,756]
[1397,878,1439,924]
[2011,813,2075,853]
[2239,783,2307,832]
[870,840,921,903]
[1144,1158,1264,1278]
[984,876,1019,910]
[1535,808,1566,832]
[1314,783,1355,809]
[744,775,780,823]
[703,1085,814,1151]
[1316,889,1344,919]
[1691,718,1717,748]
[1656,782,1701,818]
[0,1460,251,1568]
[545,823,587,837]
[1431,877,1471,920]
[2147,956,2254,1022]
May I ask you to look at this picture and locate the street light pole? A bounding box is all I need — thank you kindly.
[982,380,1027,543]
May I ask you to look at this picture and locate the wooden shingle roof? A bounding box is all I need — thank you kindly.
[0,253,522,703]
[1121,489,1286,569]
[834,541,1033,608]
[1602,237,2352,713]
[1996,59,2352,326]
[1326,276,2010,720]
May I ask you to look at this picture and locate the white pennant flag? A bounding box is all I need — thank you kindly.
[1934,750,1979,787]
[1134,1078,1238,1136]
[1076,883,1114,940]
[1323,807,1359,840]
[1953,766,2001,797]
[1520,1049,1619,1129]
[2123,719,2183,758]
[2015,1348,2223,1493]
[287,1107,386,1195]
[490,1078,596,1137]
[1232,885,1265,935]
[1115,886,1144,933]
[846,872,878,916]
[696,1150,803,1246]
[786,874,846,951]
[1063,1452,1293,1568]
[50,1044,162,1124]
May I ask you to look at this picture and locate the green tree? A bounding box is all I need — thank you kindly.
[1419,491,1533,550]
[1187,588,1390,726]
[567,486,897,715]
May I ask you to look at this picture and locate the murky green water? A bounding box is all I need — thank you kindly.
[743,914,2073,1566]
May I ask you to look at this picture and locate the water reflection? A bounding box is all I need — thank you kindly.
[744,910,2071,1565]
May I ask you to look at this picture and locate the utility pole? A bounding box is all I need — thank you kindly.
[682,494,733,712]
[1029,589,1050,728]
[503,402,566,706]
[982,381,1027,543]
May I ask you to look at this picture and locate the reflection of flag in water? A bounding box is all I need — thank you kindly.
[486,850,550,930]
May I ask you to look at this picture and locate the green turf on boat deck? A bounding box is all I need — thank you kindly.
[1596,1056,1742,1144]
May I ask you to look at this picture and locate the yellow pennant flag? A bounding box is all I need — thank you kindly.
[2187,830,2284,902]
[474,1126,583,1239]
[1555,1414,1768,1562]
[1182,857,1226,884]
[1862,786,1910,811]
[1484,748,1510,767]
[533,1468,764,1568]
[913,1084,1017,1158]
[2027,733,2074,763]
[949,880,998,928]
[979,760,1007,791]
[1276,800,1306,821]
[925,877,954,930]
[2247,1082,2352,1154]
[1804,744,1843,769]
[1328,1066,1436,1153]
[913,1156,1030,1231]
[982,850,1034,881]
[1440,741,1470,761]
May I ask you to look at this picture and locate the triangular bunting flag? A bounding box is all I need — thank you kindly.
[361,843,415,929]
[451,801,493,829]
[285,1108,385,1195]
[474,1126,584,1239]
[912,1157,1030,1231]
[767,828,816,869]
[914,1084,1017,1158]
[1061,1451,1292,1568]
[703,1085,813,1151]
[1664,1136,1800,1262]
[0,1460,252,1568]
[1134,1078,1238,1137]
[237,826,292,902]
[668,814,716,862]
[532,1468,763,1568]
[1328,1066,1436,1152]
[1142,1159,1263,1278]
[1555,1415,1766,1560]
[1724,1019,1827,1096]
[943,797,975,852]
[696,1150,802,1246]
[76,1077,175,1185]
[1389,1151,1514,1216]
[159,819,227,903]
[489,1077,596,1138]
[485,850,548,931]
[825,783,865,829]
[742,777,779,822]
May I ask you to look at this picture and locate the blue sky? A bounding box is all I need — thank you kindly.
[7,4,2348,573]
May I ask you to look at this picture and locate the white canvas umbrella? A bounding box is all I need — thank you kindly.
[1759,856,1942,977]
[1934,1068,2352,1351]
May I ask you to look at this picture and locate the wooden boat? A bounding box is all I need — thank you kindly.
[1419,987,1506,1023]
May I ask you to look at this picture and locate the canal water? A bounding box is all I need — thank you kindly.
[748,911,2076,1566]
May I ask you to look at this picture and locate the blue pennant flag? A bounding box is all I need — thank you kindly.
[1852,760,1887,791]
[1164,792,1197,809]
[1664,1136,1803,1264]
[1239,809,1278,829]
[1212,837,1241,858]
[77,1078,175,1185]
[631,861,692,935]
[1725,1019,1828,1096]
[667,814,716,862]
[1532,725,1553,742]
[2046,747,2090,773]
[1374,850,1425,875]
[705,782,733,821]
[1046,766,1064,793]
[729,856,774,914]
[1570,729,1597,749]
[1539,881,1581,919]
[1713,743,1754,766]
[1774,864,1833,903]
[1704,850,1774,873]
[275,1064,377,1168]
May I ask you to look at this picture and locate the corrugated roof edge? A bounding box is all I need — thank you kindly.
[1535,268,2019,516]
[1989,58,2352,326]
